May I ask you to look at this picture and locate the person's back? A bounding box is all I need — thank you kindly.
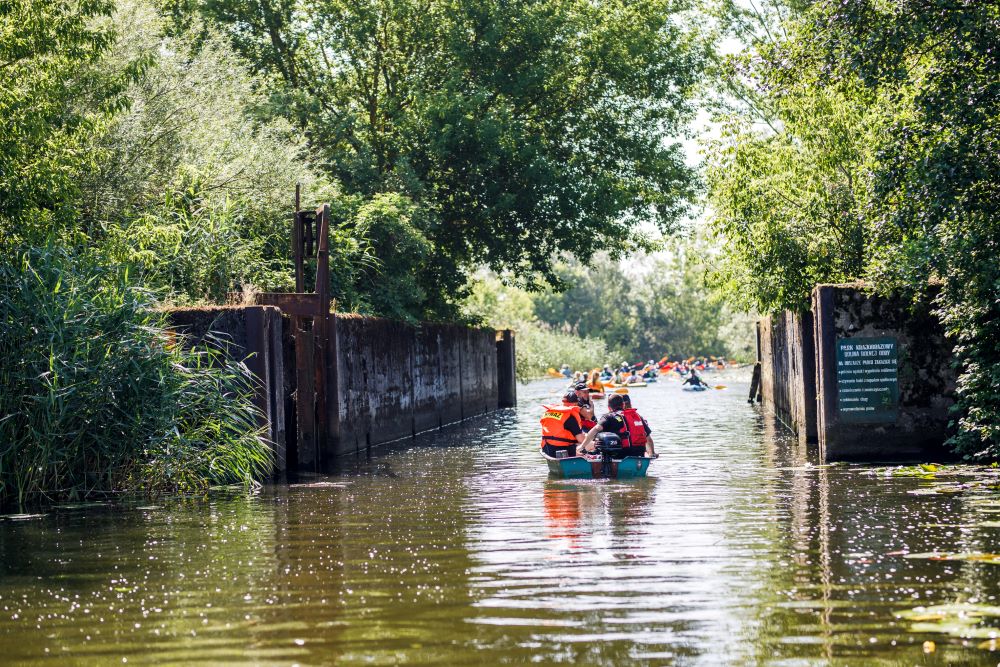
[540,391,587,458]
[579,394,656,458]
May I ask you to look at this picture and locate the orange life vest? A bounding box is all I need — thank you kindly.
[540,404,581,448]
[621,408,648,447]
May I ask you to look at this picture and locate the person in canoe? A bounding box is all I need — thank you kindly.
[683,369,708,389]
[540,392,588,458]
[586,371,606,400]
[578,394,656,459]
[573,382,597,429]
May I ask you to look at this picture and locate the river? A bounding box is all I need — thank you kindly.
[1,375,1000,665]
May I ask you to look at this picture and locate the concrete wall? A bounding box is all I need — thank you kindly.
[328,317,500,458]
[813,285,956,461]
[758,311,817,443]
[166,307,509,469]
[165,306,286,470]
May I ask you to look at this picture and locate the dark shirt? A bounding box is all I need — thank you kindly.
[563,414,583,436]
[597,411,652,443]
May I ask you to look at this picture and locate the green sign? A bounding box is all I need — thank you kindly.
[836,337,899,423]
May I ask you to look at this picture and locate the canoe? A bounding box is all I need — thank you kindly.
[542,452,652,479]
[682,385,707,392]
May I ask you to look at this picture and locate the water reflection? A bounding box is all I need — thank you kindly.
[0,377,999,664]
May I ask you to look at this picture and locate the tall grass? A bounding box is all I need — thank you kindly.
[512,319,620,381]
[0,245,272,506]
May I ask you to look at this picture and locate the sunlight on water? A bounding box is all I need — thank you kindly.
[1,375,1000,665]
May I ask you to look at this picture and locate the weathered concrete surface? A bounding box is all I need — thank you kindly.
[327,317,499,458]
[167,307,505,467]
[758,311,817,443]
[813,285,956,462]
[165,306,286,470]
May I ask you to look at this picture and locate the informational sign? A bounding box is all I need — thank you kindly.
[836,337,899,423]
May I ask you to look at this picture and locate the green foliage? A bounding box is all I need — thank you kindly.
[0,0,132,242]
[705,8,870,313]
[172,0,706,317]
[512,322,617,383]
[102,181,287,303]
[707,0,1000,458]
[81,0,334,298]
[533,245,746,360]
[0,246,273,506]
[465,240,756,378]
[464,277,619,380]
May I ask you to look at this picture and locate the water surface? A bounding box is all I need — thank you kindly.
[1,376,999,665]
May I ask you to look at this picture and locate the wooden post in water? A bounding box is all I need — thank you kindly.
[497,329,517,408]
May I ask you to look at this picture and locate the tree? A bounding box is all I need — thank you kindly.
[0,0,131,243]
[707,0,1000,458]
[168,0,707,317]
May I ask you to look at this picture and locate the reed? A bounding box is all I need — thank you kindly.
[0,245,272,507]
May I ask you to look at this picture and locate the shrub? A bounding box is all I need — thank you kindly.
[0,245,272,506]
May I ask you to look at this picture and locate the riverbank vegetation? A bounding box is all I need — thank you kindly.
[1,0,708,501]
[706,0,1000,459]
[0,246,272,506]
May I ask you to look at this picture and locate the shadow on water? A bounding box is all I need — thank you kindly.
[2,375,1000,664]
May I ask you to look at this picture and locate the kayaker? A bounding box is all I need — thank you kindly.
[578,394,656,458]
[586,371,606,399]
[684,369,707,388]
[540,392,587,458]
[599,365,613,381]
[625,370,642,385]
[560,364,572,378]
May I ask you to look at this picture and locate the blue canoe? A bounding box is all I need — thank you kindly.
[542,452,652,479]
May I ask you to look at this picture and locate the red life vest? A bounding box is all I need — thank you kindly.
[620,408,648,447]
[540,404,581,448]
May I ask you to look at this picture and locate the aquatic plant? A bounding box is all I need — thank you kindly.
[0,245,272,506]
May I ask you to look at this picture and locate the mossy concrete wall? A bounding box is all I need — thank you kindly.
[166,308,512,470]
[329,317,500,458]
[813,285,956,461]
[758,311,817,444]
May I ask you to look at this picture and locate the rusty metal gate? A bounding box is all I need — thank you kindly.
[254,187,331,470]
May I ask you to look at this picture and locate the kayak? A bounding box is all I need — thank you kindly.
[589,392,606,400]
[625,382,647,388]
[682,385,707,392]
[542,452,652,479]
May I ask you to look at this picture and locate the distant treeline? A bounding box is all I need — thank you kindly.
[465,246,756,379]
